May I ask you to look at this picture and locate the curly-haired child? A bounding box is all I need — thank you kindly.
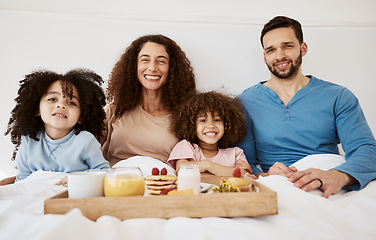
[168,91,252,176]
[5,68,110,182]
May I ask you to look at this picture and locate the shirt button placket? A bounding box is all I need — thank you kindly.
[285,106,290,118]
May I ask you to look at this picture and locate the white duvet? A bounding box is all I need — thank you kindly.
[0,154,375,240]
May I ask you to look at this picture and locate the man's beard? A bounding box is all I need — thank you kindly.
[267,52,302,79]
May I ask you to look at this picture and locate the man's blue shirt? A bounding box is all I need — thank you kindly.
[238,76,376,190]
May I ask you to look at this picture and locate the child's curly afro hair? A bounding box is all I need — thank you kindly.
[5,68,106,160]
[170,91,247,149]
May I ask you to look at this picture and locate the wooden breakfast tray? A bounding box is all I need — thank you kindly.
[44,175,277,221]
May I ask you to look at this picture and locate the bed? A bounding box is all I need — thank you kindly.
[0,154,375,240]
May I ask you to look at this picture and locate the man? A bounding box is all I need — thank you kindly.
[238,16,376,198]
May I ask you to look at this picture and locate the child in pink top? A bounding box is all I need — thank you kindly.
[168,91,252,176]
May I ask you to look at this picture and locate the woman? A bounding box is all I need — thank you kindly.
[101,34,196,166]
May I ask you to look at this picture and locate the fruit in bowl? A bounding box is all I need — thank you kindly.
[211,168,253,193]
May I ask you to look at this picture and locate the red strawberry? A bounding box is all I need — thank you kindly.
[151,167,159,175]
[160,187,174,195]
[233,168,241,178]
[160,167,167,175]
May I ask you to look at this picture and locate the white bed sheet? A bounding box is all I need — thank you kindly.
[0,154,375,240]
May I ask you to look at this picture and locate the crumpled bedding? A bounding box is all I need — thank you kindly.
[0,154,375,240]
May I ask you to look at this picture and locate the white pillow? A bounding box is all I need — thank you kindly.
[291,154,345,171]
[112,156,176,177]
[17,170,68,185]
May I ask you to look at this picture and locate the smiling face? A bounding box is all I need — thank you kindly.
[137,42,170,92]
[196,111,225,150]
[39,81,81,139]
[262,27,307,80]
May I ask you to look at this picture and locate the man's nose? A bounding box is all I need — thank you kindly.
[275,48,286,60]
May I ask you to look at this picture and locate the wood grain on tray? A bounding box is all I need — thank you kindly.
[44,175,277,220]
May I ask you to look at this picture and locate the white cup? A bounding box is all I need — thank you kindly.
[68,170,106,198]
[177,164,201,194]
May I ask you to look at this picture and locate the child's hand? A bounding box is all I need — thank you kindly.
[244,172,258,179]
[176,159,208,173]
[235,161,253,175]
[55,176,68,187]
[0,176,16,186]
[198,161,210,173]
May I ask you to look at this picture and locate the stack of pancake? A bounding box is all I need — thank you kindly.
[145,175,177,195]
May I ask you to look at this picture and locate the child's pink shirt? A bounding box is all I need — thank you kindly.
[168,140,247,169]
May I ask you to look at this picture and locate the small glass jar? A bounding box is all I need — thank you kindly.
[177,164,201,194]
[104,167,145,197]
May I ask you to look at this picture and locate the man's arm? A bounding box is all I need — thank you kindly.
[288,88,376,197]
[332,88,376,190]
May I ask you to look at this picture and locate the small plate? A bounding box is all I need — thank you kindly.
[200,183,215,194]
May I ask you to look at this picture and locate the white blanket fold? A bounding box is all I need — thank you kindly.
[0,154,374,240]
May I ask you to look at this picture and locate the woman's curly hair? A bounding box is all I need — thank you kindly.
[170,91,247,149]
[5,68,106,160]
[106,34,196,118]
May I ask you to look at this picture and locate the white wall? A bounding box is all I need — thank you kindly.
[1,0,375,179]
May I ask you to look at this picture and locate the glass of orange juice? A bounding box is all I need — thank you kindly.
[104,167,145,197]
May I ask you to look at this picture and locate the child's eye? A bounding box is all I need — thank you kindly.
[47,98,56,102]
[67,101,77,106]
[214,118,222,122]
[198,119,206,123]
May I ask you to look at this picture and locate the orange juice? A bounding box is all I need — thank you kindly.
[104,174,145,197]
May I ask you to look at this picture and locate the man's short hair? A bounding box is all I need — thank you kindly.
[260,16,304,47]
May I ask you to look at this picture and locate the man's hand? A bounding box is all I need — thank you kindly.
[268,162,297,177]
[287,168,357,198]
[244,162,296,179]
